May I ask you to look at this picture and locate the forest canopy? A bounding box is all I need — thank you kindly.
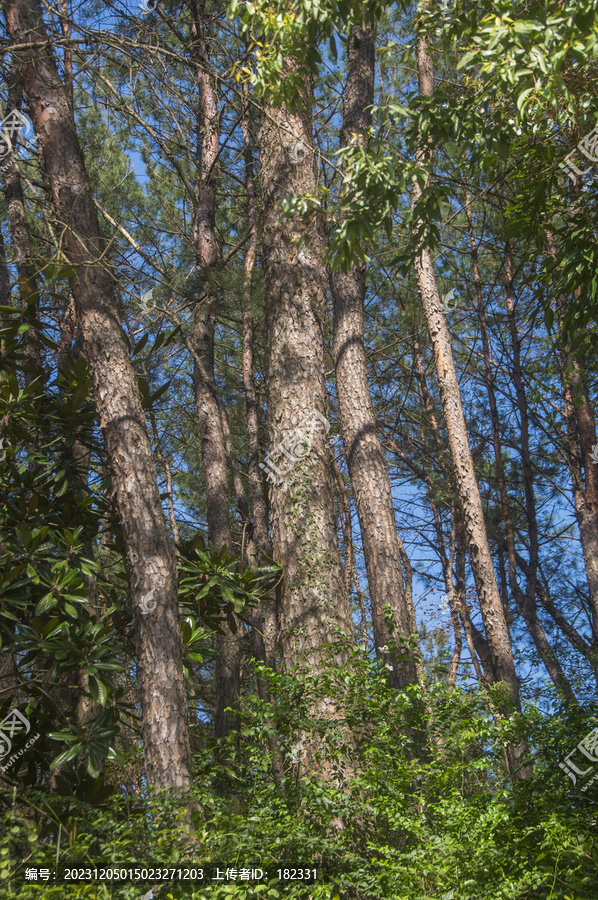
[1,0,598,898]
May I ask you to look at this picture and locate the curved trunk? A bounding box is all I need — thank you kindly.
[332,18,417,689]
[412,8,527,779]
[6,0,192,791]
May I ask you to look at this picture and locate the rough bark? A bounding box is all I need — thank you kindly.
[133,348,180,549]
[240,87,278,674]
[331,455,369,647]
[5,0,192,791]
[59,0,74,114]
[189,0,243,739]
[412,10,526,778]
[259,59,355,684]
[2,67,43,377]
[331,17,417,688]
[0,228,10,308]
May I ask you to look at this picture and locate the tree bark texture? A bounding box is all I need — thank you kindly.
[331,18,417,689]
[259,59,355,683]
[190,0,243,738]
[5,0,192,791]
[240,87,278,672]
[412,18,525,775]
[2,67,43,377]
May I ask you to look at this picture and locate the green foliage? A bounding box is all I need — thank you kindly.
[228,0,392,106]
[2,653,596,898]
[178,540,282,636]
[432,0,598,347]
[0,304,123,786]
[0,307,281,790]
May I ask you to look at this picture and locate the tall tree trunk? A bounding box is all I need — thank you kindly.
[465,196,576,702]
[239,103,285,788]
[0,228,10,309]
[2,67,43,377]
[331,16,417,688]
[59,0,74,114]
[410,336,466,685]
[5,0,192,791]
[259,59,355,689]
[189,0,243,739]
[332,456,368,647]
[412,8,526,778]
[240,84,277,672]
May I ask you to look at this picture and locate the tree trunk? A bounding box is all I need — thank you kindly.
[0,228,10,309]
[331,17,417,689]
[189,0,243,739]
[412,10,526,778]
[3,67,43,377]
[240,85,278,672]
[5,0,192,791]
[259,58,355,685]
[504,240,576,702]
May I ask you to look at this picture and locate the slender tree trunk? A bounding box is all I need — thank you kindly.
[240,86,278,671]
[331,17,417,688]
[412,10,526,778]
[0,228,10,308]
[138,352,180,548]
[192,309,242,739]
[412,334,481,689]
[59,0,74,114]
[383,412,488,688]
[5,0,192,791]
[189,0,244,739]
[331,455,369,646]
[465,196,575,702]
[536,571,598,690]
[2,67,43,377]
